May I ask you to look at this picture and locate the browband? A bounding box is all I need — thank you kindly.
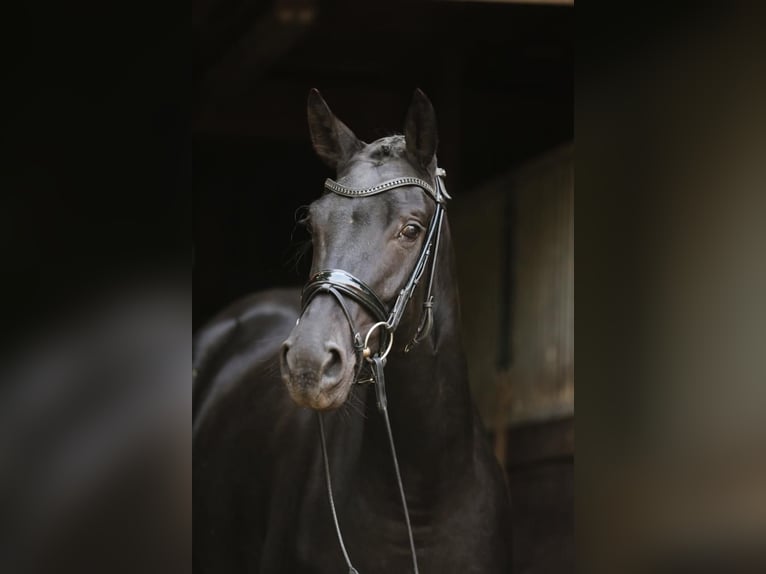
[324,168,450,204]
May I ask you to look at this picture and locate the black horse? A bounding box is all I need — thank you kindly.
[193,89,512,573]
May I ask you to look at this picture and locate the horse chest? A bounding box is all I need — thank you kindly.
[288,458,483,574]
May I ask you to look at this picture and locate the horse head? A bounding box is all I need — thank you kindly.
[280,88,442,410]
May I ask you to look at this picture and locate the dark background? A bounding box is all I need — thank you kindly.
[193,0,573,329]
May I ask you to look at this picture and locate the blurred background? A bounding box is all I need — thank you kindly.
[576,4,766,572]
[193,1,573,572]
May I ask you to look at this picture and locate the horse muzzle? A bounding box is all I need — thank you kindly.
[280,312,357,410]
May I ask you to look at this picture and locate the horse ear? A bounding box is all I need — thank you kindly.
[404,88,438,169]
[307,89,363,170]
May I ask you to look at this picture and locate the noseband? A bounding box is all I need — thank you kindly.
[298,167,450,574]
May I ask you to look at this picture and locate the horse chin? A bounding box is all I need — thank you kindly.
[285,375,355,411]
[289,387,350,411]
[307,390,349,411]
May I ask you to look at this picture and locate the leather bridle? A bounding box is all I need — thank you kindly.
[300,167,450,367]
[297,167,450,574]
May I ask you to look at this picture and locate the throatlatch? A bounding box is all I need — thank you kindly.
[302,168,450,574]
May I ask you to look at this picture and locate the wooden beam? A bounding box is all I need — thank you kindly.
[438,0,573,5]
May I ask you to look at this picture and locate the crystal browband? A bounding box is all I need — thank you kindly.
[324,168,449,204]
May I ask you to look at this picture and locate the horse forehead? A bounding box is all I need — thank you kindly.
[318,186,430,220]
[339,155,423,188]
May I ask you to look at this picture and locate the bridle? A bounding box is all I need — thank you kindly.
[298,167,450,574]
[301,167,450,365]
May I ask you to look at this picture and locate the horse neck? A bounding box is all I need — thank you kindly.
[360,218,475,471]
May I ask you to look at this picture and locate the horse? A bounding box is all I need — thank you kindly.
[193,88,512,573]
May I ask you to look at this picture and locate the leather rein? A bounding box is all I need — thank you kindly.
[298,167,450,574]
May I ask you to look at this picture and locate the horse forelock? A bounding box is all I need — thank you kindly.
[367,135,407,160]
[341,134,433,182]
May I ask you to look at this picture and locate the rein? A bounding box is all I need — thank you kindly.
[298,167,450,574]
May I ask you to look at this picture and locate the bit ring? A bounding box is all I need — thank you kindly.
[362,321,393,362]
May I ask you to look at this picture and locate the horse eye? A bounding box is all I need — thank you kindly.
[400,224,421,240]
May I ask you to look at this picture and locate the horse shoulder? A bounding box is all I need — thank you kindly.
[193,288,300,420]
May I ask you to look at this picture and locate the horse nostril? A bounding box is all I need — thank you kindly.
[280,342,291,372]
[322,344,344,385]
